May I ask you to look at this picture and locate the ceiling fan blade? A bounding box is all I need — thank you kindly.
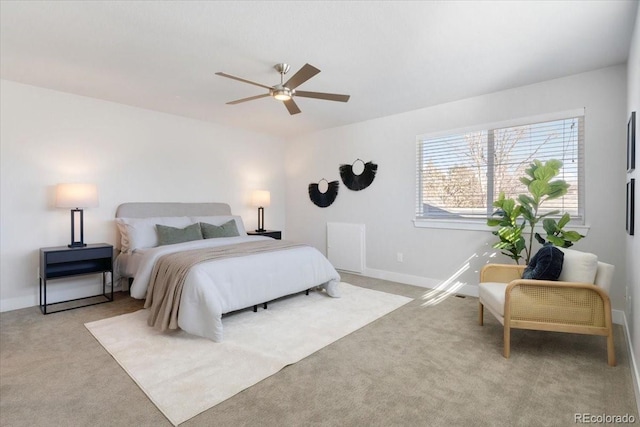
[283,98,301,115]
[284,63,320,90]
[295,90,350,102]
[215,72,273,90]
[226,93,270,105]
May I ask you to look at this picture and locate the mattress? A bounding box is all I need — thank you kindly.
[127,235,341,341]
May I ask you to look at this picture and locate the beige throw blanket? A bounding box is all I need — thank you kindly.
[144,240,308,332]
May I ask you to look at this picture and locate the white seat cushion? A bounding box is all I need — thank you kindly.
[593,262,615,294]
[479,282,507,317]
[557,248,598,284]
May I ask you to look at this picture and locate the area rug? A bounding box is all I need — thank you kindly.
[85,283,412,426]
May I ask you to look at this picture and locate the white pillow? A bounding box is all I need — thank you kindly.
[190,215,247,236]
[116,216,192,253]
[557,247,598,284]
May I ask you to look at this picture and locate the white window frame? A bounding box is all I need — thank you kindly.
[414,109,588,233]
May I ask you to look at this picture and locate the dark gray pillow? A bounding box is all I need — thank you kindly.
[200,220,239,239]
[523,244,564,280]
[156,223,203,246]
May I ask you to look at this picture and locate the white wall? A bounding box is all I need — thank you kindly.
[0,80,286,312]
[626,4,640,409]
[285,65,628,310]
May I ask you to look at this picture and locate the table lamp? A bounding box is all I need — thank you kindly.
[55,183,98,248]
[251,190,271,232]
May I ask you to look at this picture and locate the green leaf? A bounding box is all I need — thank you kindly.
[538,210,560,219]
[520,177,533,187]
[502,198,515,214]
[562,230,584,242]
[547,235,565,246]
[546,181,569,199]
[543,218,558,234]
[500,251,515,259]
[511,205,522,219]
[497,227,521,241]
[533,165,555,182]
[520,205,534,221]
[546,159,563,171]
[487,219,502,227]
[557,213,571,229]
[529,180,549,197]
[518,194,535,207]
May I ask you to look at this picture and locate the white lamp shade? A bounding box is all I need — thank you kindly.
[55,183,99,208]
[251,190,271,207]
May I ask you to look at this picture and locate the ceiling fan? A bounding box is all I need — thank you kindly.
[215,63,350,115]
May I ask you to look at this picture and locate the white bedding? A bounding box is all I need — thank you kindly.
[128,235,341,341]
[114,251,145,279]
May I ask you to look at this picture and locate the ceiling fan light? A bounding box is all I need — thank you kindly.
[273,89,291,101]
[271,86,292,101]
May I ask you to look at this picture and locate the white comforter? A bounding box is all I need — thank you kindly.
[129,236,341,341]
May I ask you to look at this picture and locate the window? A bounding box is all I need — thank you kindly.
[416,112,584,224]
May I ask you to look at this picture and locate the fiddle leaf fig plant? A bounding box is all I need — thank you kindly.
[487,193,526,264]
[487,159,584,265]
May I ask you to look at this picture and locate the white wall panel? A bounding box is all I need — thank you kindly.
[327,222,365,273]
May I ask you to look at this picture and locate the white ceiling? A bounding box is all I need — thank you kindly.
[1,1,637,139]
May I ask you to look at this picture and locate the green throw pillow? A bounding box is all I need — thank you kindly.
[200,220,240,239]
[156,223,203,246]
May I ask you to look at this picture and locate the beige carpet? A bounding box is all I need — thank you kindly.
[84,283,412,426]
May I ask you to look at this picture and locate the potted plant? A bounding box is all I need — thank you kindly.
[487,159,584,265]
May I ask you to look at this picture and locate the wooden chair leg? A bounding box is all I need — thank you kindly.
[478,302,484,326]
[503,323,511,359]
[606,330,616,367]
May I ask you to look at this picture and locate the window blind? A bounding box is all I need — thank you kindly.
[416,115,584,222]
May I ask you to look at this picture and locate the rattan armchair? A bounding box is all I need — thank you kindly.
[478,251,616,366]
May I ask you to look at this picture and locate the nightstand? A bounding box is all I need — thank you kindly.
[39,243,114,314]
[247,230,282,240]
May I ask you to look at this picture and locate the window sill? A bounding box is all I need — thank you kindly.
[413,218,591,236]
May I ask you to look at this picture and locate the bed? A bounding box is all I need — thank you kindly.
[114,202,341,342]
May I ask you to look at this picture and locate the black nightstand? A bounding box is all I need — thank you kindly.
[39,243,114,314]
[247,230,282,240]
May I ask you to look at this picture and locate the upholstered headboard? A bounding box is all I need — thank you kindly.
[115,202,232,218]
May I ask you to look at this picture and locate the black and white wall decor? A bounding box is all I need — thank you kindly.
[627,178,635,236]
[308,179,339,208]
[339,159,378,191]
[628,111,636,173]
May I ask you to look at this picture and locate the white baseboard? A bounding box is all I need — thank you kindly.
[362,267,624,323]
[363,267,479,297]
[0,281,122,313]
[0,294,38,313]
[621,313,640,416]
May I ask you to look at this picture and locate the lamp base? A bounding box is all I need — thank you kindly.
[68,208,87,249]
[256,206,266,234]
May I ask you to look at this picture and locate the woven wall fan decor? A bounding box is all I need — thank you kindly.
[339,159,378,191]
[308,179,339,208]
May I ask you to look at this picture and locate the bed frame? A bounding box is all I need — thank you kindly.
[116,202,231,287]
[115,202,310,313]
